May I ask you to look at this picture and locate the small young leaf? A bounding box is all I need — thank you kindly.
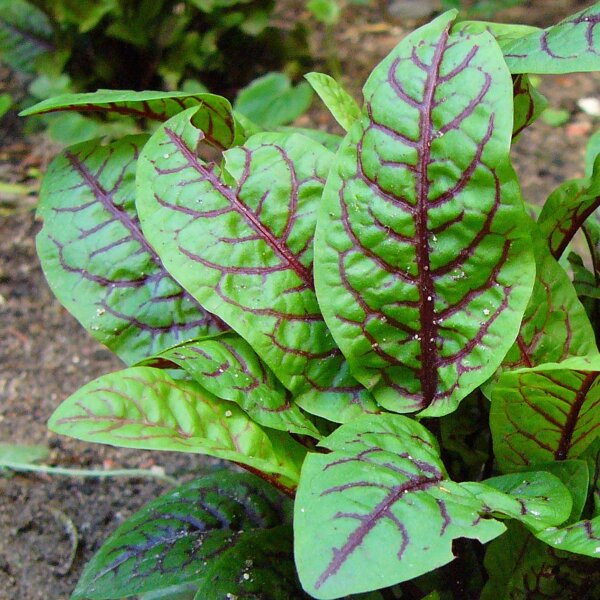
[305,72,361,132]
[193,525,309,599]
[21,89,240,149]
[36,136,224,364]
[502,3,600,74]
[294,414,507,599]
[234,73,313,128]
[314,11,535,416]
[512,74,548,141]
[491,356,600,472]
[141,334,321,438]
[72,471,290,599]
[501,228,597,370]
[48,367,306,484]
[137,109,379,422]
[0,442,49,466]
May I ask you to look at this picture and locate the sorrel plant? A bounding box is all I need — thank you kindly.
[21,3,600,598]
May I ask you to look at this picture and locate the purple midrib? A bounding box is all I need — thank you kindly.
[164,127,315,290]
[555,371,599,460]
[414,27,450,406]
[66,151,225,328]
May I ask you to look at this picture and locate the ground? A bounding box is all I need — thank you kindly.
[1,1,599,598]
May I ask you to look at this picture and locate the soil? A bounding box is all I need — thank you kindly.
[1,1,600,599]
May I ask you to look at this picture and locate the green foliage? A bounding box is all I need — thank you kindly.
[24,3,600,598]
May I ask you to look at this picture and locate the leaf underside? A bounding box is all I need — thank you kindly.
[36,136,225,365]
[136,111,379,422]
[315,11,534,417]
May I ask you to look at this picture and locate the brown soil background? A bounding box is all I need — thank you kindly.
[1,1,600,598]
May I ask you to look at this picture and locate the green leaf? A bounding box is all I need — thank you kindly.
[500,228,597,370]
[314,11,535,417]
[36,136,224,365]
[136,109,379,422]
[21,90,240,149]
[541,107,571,127]
[280,126,343,152]
[294,414,507,598]
[465,471,572,532]
[536,516,600,557]
[586,129,600,177]
[307,0,341,24]
[491,356,600,472]
[0,93,12,119]
[234,73,314,128]
[141,333,321,438]
[72,471,291,599]
[538,157,600,259]
[0,0,53,74]
[502,3,600,74]
[193,525,309,599]
[48,367,306,485]
[0,442,49,466]
[512,74,548,140]
[453,21,541,44]
[305,72,361,132]
[530,460,590,523]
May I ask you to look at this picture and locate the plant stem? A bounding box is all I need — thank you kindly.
[2,462,178,486]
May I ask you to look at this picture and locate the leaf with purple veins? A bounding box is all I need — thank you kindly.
[314,11,534,417]
[491,356,600,472]
[294,414,509,599]
[20,89,241,149]
[140,333,321,438]
[512,74,548,141]
[501,228,597,371]
[538,157,600,259]
[36,136,225,365]
[136,110,379,423]
[49,367,306,486]
[502,2,600,75]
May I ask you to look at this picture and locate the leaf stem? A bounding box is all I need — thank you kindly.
[234,462,297,499]
[1,462,178,486]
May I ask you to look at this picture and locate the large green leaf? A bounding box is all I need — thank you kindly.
[314,11,534,417]
[36,136,224,365]
[136,110,379,422]
[21,90,240,149]
[502,2,600,74]
[72,471,291,599]
[48,367,305,485]
[294,414,568,599]
[305,72,361,132]
[193,525,309,599]
[512,74,548,141]
[141,333,320,438]
[538,157,600,259]
[0,0,53,74]
[491,356,600,472]
[501,229,597,370]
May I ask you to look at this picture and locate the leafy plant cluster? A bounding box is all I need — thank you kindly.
[22,2,600,598]
[0,0,312,143]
